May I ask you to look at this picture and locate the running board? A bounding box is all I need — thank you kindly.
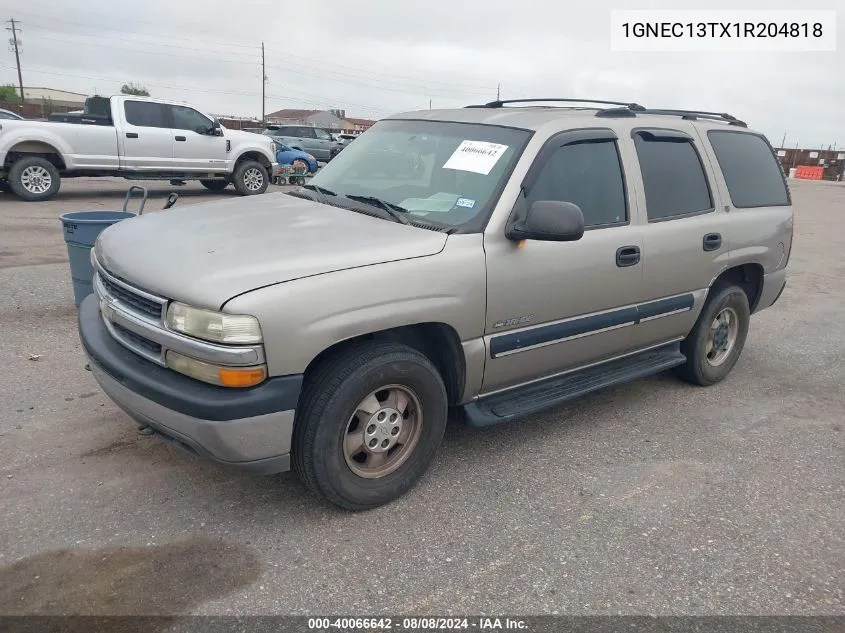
[460,342,686,427]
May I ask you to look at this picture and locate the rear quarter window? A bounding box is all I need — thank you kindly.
[707,131,790,208]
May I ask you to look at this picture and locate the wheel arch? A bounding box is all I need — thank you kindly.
[709,263,765,313]
[301,322,467,407]
[4,141,67,170]
[234,150,272,171]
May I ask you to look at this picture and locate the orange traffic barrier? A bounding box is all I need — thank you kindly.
[795,165,824,180]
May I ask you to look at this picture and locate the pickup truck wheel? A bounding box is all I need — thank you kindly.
[8,157,61,202]
[292,342,448,511]
[200,179,229,191]
[676,283,750,386]
[233,160,268,195]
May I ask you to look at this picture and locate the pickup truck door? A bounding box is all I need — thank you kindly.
[168,105,228,172]
[626,127,732,345]
[118,100,174,170]
[482,129,648,393]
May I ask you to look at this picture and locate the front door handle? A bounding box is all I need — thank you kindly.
[616,245,641,267]
[126,132,138,139]
[703,233,722,251]
[175,135,187,142]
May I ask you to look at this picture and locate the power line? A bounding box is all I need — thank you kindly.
[27,32,259,66]
[21,28,483,102]
[6,18,25,101]
[11,8,261,51]
[26,23,259,58]
[21,14,494,95]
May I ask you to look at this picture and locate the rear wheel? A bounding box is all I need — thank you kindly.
[8,156,61,202]
[200,179,229,191]
[675,283,750,386]
[233,160,269,196]
[292,342,448,510]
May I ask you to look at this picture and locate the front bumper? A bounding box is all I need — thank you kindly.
[78,294,301,474]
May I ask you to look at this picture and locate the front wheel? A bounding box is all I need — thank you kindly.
[232,160,269,196]
[292,342,448,510]
[675,283,750,386]
[8,156,61,202]
[200,179,229,191]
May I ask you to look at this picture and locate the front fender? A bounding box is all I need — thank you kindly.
[223,234,488,377]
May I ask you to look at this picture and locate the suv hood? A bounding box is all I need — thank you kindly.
[96,193,448,308]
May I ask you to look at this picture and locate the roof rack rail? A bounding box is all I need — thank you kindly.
[466,98,647,111]
[638,108,747,127]
[593,105,748,127]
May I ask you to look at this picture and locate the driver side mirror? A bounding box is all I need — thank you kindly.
[210,119,223,136]
[505,200,585,242]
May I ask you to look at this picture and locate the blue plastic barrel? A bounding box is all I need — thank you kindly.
[59,211,136,306]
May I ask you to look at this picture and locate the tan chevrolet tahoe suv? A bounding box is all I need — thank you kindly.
[78,98,794,510]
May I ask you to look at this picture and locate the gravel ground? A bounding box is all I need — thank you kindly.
[0,177,842,617]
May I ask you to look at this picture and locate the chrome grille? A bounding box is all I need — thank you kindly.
[99,274,163,320]
[112,322,162,355]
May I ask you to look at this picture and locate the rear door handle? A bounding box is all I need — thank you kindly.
[703,233,722,251]
[126,132,138,139]
[175,135,186,142]
[616,245,641,267]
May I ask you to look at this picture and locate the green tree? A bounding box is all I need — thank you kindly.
[0,84,21,102]
[120,82,151,97]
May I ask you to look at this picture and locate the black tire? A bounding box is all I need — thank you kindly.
[8,156,61,202]
[232,160,269,196]
[675,283,751,386]
[200,179,229,191]
[292,342,448,511]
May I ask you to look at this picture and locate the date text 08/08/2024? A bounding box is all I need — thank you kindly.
[307,617,528,631]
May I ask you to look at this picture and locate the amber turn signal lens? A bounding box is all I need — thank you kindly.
[165,350,267,388]
[218,367,266,388]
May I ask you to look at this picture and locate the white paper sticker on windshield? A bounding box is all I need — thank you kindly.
[442,141,509,175]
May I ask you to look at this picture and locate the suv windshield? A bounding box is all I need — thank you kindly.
[307,119,531,228]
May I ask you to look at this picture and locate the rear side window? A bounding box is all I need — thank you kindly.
[707,131,790,208]
[124,101,169,128]
[634,132,713,221]
[297,127,316,138]
[526,139,628,227]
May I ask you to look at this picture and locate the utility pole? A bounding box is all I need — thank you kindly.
[6,18,25,103]
[261,41,266,122]
[429,99,432,110]
[780,132,786,149]
[497,83,501,100]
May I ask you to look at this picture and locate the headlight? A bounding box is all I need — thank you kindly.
[166,302,262,344]
[272,141,278,153]
[166,351,266,388]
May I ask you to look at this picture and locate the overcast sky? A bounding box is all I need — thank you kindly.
[0,0,842,147]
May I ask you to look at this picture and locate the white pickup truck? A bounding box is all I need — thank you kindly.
[0,95,278,201]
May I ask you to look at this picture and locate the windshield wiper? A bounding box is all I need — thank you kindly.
[343,194,410,225]
[300,183,337,205]
[302,184,337,197]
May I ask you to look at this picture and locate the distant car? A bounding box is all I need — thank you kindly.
[262,125,343,162]
[273,141,318,173]
[0,108,23,120]
[335,133,357,145]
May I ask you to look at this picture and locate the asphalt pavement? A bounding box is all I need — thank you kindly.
[0,177,842,617]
